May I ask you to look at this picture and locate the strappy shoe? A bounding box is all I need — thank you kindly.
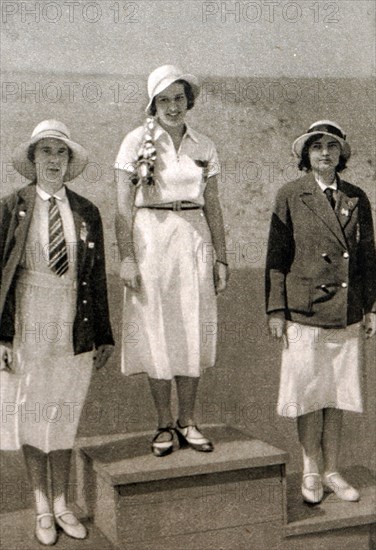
[35,513,57,546]
[175,421,214,452]
[151,426,175,457]
[54,510,87,539]
[322,472,360,502]
[301,473,324,504]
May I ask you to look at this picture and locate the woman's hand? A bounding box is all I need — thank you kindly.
[268,312,288,348]
[119,259,142,291]
[214,261,229,294]
[93,344,114,370]
[0,342,13,372]
[364,312,376,338]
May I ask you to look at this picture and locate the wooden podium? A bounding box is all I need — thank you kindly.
[74,425,375,549]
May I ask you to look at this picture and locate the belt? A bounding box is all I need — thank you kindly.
[139,201,202,211]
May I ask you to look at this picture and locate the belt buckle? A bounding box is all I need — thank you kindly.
[173,201,182,211]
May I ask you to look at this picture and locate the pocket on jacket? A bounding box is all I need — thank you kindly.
[286,274,312,313]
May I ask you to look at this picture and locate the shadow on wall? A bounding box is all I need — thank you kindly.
[1,268,375,514]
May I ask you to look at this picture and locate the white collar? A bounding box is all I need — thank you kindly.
[36,184,67,202]
[154,122,199,144]
[315,177,338,192]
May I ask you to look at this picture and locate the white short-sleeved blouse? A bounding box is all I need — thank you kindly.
[114,122,220,207]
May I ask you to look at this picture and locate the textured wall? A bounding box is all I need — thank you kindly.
[1,74,375,494]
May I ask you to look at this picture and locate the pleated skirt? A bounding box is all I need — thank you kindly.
[121,208,217,379]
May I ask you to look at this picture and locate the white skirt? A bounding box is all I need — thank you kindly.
[277,321,364,418]
[0,269,92,452]
[121,208,217,379]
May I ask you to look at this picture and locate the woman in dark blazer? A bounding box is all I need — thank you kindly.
[266,120,376,504]
[0,120,114,545]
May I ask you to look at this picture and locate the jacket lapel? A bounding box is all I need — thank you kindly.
[0,184,36,317]
[66,188,88,281]
[335,183,359,230]
[3,184,36,262]
[299,175,347,248]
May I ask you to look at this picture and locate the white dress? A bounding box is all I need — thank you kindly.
[0,188,93,452]
[115,123,219,379]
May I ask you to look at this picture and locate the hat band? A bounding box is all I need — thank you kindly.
[307,124,345,140]
[33,129,70,140]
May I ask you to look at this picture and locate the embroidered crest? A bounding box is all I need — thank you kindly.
[194,160,209,182]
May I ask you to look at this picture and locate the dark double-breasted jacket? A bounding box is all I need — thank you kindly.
[265,173,376,328]
[0,182,114,354]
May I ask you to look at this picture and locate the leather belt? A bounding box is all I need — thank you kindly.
[139,201,202,211]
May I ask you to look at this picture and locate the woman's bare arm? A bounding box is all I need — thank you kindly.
[203,176,229,293]
[115,168,141,289]
[203,175,227,264]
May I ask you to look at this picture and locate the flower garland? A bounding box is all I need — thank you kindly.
[131,117,157,186]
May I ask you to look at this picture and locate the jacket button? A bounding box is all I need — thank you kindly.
[83,317,88,322]
[83,300,87,304]
[82,281,87,286]
[341,282,348,288]
[343,252,349,258]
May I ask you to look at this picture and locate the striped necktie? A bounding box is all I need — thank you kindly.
[48,197,69,276]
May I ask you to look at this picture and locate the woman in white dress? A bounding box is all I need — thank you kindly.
[0,120,114,545]
[266,121,376,504]
[115,65,229,457]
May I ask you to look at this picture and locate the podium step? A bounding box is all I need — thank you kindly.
[285,467,376,537]
[73,427,375,549]
[74,425,288,548]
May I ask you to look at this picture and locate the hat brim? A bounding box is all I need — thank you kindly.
[12,134,88,182]
[292,131,351,160]
[145,73,200,115]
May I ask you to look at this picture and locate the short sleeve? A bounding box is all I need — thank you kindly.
[114,127,143,173]
[207,140,220,178]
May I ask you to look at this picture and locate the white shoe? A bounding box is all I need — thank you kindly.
[55,510,87,539]
[175,422,214,452]
[35,513,57,546]
[301,473,324,504]
[322,472,360,502]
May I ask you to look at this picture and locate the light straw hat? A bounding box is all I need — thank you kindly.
[12,120,88,181]
[292,120,351,160]
[145,65,200,115]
